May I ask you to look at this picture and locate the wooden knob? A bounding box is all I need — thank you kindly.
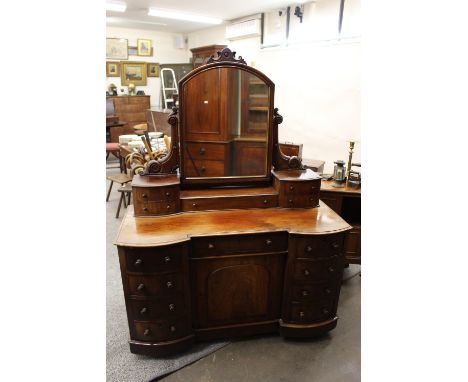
[142,193,147,198]
[170,326,176,332]
[301,290,309,297]
[140,307,148,315]
[299,311,305,318]
[134,259,143,267]
[324,288,332,295]
[289,185,294,190]
[288,199,293,204]
[192,203,197,207]
[166,281,173,288]
[199,147,206,155]
[328,266,335,273]
[165,192,171,197]
[306,246,312,252]
[143,329,151,336]
[166,205,170,209]
[322,308,330,315]
[304,269,310,276]
[164,256,171,263]
[137,283,145,291]
[201,166,206,172]
[265,239,272,246]
[263,199,268,204]
[143,207,148,211]
[169,303,175,311]
[332,242,340,249]
[208,243,214,249]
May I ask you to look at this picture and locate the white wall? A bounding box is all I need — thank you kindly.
[187,0,361,173]
[106,27,189,108]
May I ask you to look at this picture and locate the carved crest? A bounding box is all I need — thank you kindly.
[206,47,247,65]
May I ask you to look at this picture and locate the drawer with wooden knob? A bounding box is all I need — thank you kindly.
[133,185,179,202]
[191,232,288,257]
[282,180,321,195]
[134,200,179,216]
[291,281,340,302]
[128,293,186,320]
[126,246,184,273]
[184,159,226,177]
[289,301,335,323]
[293,256,343,283]
[185,142,227,160]
[133,317,191,341]
[292,233,345,259]
[127,273,184,297]
[181,194,278,212]
[282,193,320,208]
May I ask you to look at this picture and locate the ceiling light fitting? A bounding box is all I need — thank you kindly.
[148,8,222,24]
[106,1,127,12]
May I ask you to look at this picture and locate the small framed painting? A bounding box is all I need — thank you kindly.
[137,39,152,56]
[121,61,147,86]
[106,61,120,77]
[106,38,128,60]
[147,63,160,77]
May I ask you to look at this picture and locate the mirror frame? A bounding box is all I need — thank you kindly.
[178,48,275,187]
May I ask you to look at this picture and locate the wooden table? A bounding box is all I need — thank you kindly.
[320,180,361,264]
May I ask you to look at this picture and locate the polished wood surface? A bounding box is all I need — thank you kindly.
[115,203,351,247]
[107,96,151,142]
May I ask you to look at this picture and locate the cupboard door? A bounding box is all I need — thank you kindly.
[190,253,286,328]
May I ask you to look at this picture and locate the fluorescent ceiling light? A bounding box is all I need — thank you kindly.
[148,8,222,24]
[106,1,127,12]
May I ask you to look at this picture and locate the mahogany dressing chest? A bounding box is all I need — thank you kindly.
[115,48,352,356]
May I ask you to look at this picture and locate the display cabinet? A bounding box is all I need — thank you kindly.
[115,48,351,356]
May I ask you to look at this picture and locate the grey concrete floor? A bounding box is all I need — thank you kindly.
[107,159,361,382]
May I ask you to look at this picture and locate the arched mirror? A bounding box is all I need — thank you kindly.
[179,49,274,187]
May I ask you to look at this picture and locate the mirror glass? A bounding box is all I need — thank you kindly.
[182,67,270,179]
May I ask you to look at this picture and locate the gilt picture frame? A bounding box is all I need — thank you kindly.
[120,61,147,86]
[106,61,120,77]
[106,38,128,60]
[137,39,152,56]
[147,63,160,77]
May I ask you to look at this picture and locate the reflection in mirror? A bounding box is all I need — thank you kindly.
[182,68,270,179]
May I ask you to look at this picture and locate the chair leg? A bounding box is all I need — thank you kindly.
[122,192,127,208]
[116,192,124,218]
[106,180,113,202]
[127,192,131,205]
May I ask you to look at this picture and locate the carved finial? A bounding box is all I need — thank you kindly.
[206,48,247,65]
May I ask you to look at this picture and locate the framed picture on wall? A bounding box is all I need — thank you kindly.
[106,38,128,60]
[137,39,152,56]
[106,61,120,77]
[120,61,147,86]
[147,63,160,77]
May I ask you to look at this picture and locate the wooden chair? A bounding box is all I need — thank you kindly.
[116,183,132,218]
[106,173,132,202]
[106,143,125,172]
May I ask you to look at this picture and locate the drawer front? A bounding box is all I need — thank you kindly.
[191,232,288,257]
[128,293,186,320]
[293,256,343,283]
[134,200,179,216]
[133,185,179,202]
[186,142,227,160]
[127,273,184,297]
[281,193,319,208]
[283,180,321,195]
[126,246,183,273]
[289,301,335,323]
[293,233,345,259]
[127,96,150,105]
[291,281,340,302]
[319,194,342,214]
[184,159,226,177]
[181,194,278,212]
[133,317,191,341]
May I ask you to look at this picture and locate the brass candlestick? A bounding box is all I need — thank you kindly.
[346,141,355,180]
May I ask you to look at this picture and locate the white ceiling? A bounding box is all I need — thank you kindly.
[106,0,301,33]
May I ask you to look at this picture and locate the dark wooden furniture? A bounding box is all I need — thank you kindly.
[106,95,151,142]
[319,180,361,264]
[115,48,351,357]
[190,45,227,68]
[106,98,127,143]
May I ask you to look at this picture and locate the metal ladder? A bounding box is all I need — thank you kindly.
[161,68,178,109]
